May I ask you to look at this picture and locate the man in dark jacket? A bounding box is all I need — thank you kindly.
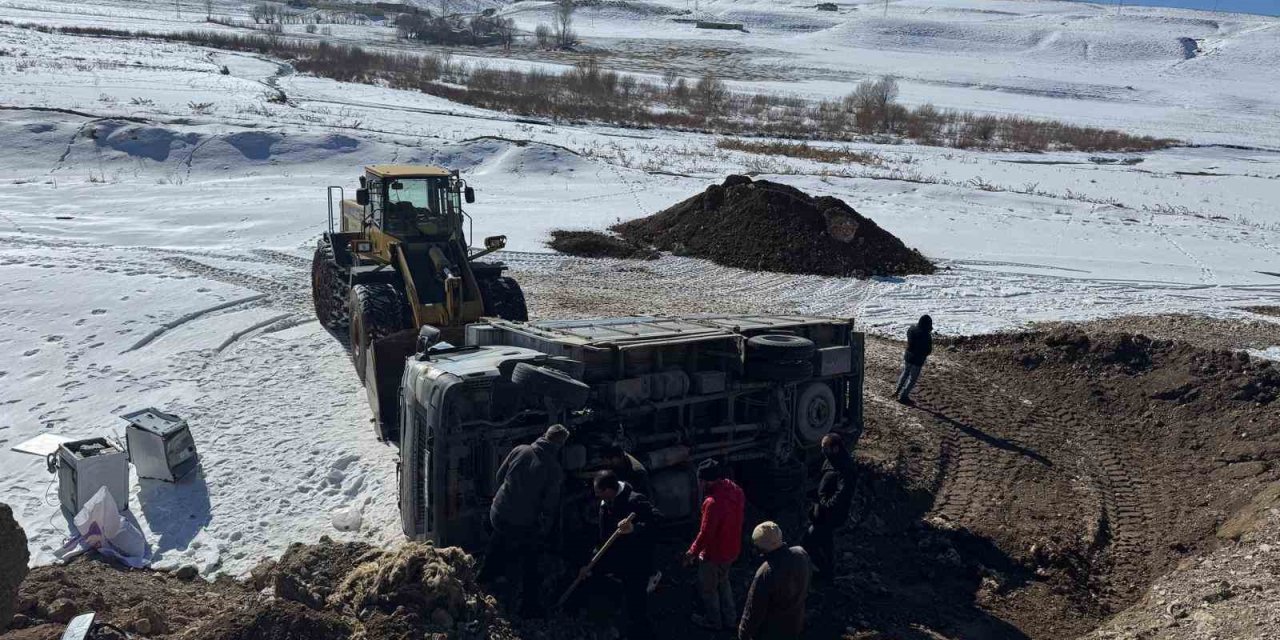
[802,432,854,581]
[478,424,569,618]
[684,459,746,631]
[739,521,811,640]
[602,442,651,497]
[577,470,661,639]
[895,314,933,404]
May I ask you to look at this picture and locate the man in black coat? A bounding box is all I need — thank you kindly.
[478,424,569,618]
[895,314,933,404]
[802,432,854,581]
[577,470,661,640]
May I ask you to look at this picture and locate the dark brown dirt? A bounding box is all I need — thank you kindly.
[263,536,381,610]
[1244,305,1280,319]
[0,503,28,632]
[187,600,352,640]
[1033,313,1280,353]
[6,557,256,638]
[834,325,1280,638]
[546,230,659,260]
[612,175,935,277]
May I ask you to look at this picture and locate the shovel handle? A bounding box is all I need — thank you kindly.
[556,513,637,607]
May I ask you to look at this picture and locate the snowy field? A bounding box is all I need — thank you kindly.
[0,0,1278,575]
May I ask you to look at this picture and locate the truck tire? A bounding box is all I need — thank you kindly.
[512,362,590,410]
[478,275,529,322]
[312,242,349,331]
[747,334,815,362]
[746,358,814,383]
[795,382,836,444]
[349,284,408,384]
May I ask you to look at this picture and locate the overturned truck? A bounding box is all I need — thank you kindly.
[397,315,864,546]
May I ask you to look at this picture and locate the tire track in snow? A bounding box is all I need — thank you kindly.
[122,293,268,353]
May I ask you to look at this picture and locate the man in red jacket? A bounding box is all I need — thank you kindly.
[683,459,745,631]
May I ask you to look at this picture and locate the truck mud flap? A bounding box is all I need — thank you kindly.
[369,328,417,442]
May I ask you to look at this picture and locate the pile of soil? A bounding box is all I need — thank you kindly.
[952,327,1280,405]
[255,537,382,610]
[611,175,935,277]
[5,557,256,639]
[546,230,658,260]
[0,504,28,632]
[330,542,476,629]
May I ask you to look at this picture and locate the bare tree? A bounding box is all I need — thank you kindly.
[695,72,727,116]
[554,0,575,49]
[534,23,552,48]
[205,0,213,19]
[495,17,515,51]
[846,75,899,133]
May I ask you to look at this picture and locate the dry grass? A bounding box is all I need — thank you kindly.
[715,139,885,166]
[6,21,1180,153]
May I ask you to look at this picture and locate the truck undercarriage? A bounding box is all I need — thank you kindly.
[397,314,865,548]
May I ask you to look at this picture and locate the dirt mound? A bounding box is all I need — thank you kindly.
[330,542,475,625]
[612,175,935,277]
[547,230,658,260]
[264,536,381,609]
[0,504,28,632]
[953,326,1280,405]
[7,558,256,638]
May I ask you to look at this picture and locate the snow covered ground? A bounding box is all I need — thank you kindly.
[0,0,1278,575]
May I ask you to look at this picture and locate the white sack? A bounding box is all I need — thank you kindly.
[57,486,149,568]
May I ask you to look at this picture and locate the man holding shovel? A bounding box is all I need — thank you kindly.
[569,470,661,640]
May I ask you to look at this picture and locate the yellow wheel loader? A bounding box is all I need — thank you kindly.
[310,165,527,441]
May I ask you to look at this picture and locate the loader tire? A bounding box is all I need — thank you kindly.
[349,284,408,383]
[746,334,815,362]
[312,242,349,331]
[350,284,411,442]
[478,275,529,322]
[512,362,590,410]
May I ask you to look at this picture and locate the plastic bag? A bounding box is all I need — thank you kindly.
[57,486,150,568]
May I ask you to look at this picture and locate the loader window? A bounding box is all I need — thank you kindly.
[385,178,456,236]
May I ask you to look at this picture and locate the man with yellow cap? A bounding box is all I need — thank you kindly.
[738,521,812,640]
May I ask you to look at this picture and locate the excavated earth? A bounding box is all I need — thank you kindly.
[4,315,1279,640]
[609,175,936,277]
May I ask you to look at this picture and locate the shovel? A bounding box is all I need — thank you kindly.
[555,512,637,609]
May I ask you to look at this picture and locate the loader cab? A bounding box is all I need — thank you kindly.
[355,165,475,240]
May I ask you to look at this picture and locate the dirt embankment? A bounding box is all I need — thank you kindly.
[840,325,1280,638]
[553,176,935,277]
[3,537,510,640]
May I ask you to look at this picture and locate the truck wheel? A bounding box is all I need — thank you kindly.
[312,242,349,331]
[349,284,408,384]
[512,362,590,410]
[795,382,836,444]
[479,275,529,322]
[746,359,814,383]
[747,334,815,362]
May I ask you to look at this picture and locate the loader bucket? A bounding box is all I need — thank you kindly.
[366,328,417,442]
